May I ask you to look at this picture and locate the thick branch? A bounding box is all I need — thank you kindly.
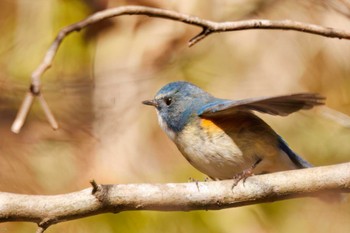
[11,5,350,133]
[0,163,349,229]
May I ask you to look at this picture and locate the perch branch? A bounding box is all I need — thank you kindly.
[0,163,349,232]
[11,5,350,133]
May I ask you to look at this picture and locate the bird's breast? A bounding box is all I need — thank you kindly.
[174,118,251,179]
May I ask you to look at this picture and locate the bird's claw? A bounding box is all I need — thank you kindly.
[231,168,254,189]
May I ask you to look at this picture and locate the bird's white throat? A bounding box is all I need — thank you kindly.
[156,110,176,141]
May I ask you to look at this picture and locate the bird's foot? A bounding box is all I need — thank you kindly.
[231,158,262,190]
[231,169,254,189]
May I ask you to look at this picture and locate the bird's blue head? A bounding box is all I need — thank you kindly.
[143,81,214,139]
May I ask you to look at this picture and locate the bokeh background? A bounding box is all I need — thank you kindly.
[1,0,350,232]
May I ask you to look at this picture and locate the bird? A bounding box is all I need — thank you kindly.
[142,81,325,181]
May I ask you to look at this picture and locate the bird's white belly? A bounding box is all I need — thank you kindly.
[173,123,251,180]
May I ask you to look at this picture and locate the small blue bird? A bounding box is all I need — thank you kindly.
[143,81,325,181]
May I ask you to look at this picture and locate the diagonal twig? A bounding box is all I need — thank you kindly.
[11,91,34,133]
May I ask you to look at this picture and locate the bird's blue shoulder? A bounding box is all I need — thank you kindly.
[197,99,234,115]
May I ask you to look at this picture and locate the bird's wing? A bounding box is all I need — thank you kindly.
[199,93,325,118]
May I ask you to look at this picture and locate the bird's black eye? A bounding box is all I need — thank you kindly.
[164,97,172,106]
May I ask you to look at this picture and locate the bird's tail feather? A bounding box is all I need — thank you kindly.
[278,136,312,168]
[278,136,345,203]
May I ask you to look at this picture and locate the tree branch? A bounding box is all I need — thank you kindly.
[10,5,350,133]
[1,163,349,231]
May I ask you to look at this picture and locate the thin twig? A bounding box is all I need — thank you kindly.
[90,180,100,194]
[11,91,34,133]
[319,106,350,128]
[37,93,58,130]
[36,226,47,233]
[189,27,213,47]
[11,5,350,133]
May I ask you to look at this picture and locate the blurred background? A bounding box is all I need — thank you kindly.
[1,0,350,232]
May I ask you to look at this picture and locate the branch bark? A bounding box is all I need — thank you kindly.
[10,5,350,133]
[1,163,349,230]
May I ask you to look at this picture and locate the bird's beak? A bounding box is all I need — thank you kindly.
[142,99,157,107]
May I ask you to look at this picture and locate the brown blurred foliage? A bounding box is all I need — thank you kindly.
[0,0,350,232]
